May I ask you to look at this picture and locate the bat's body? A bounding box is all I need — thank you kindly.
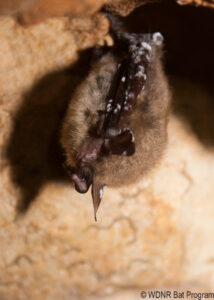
[61,20,171,219]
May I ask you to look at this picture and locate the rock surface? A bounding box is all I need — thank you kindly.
[0,14,214,300]
[0,0,214,25]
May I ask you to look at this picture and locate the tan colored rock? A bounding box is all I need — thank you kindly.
[177,0,214,8]
[104,0,148,16]
[0,15,214,300]
[17,0,105,25]
[1,0,213,26]
[0,0,142,24]
[0,0,36,16]
[0,0,104,23]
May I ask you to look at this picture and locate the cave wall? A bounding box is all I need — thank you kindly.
[0,1,214,299]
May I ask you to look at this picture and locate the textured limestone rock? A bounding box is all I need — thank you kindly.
[0,14,214,300]
[0,0,144,24]
[177,0,214,8]
[0,0,213,25]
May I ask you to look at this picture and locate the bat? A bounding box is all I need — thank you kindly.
[61,15,171,220]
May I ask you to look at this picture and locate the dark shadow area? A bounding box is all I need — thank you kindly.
[124,1,214,145]
[6,49,93,212]
[171,77,214,146]
[125,1,214,88]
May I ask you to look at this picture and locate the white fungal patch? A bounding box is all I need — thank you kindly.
[134,55,141,64]
[121,76,126,82]
[141,42,152,52]
[117,104,121,109]
[131,39,153,65]
[153,32,163,46]
[135,71,144,78]
[130,44,138,52]
[107,103,112,112]
[99,187,104,199]
[128,92,134,99]
[122,151,127,156]
[108,99,113,103]
[146,54,151,61]
[136,65,147,77]
[125,33,136,44]
[138,65,145,73]
[113,108,118,114]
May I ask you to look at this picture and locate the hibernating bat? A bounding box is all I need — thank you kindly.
[61,16,171,220]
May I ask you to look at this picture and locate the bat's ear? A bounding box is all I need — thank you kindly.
[91,178,105,221]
